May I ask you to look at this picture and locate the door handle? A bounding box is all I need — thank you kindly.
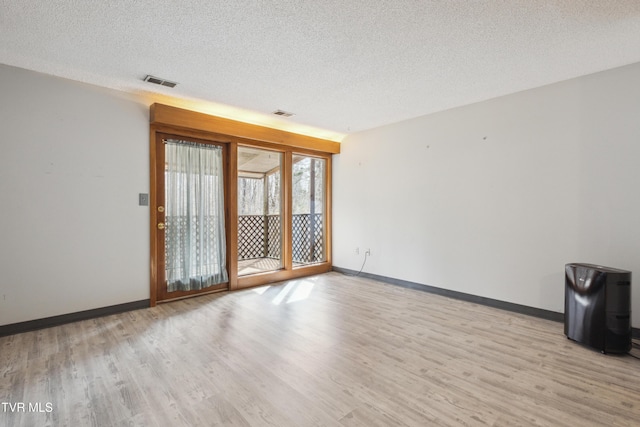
[157,223,165,230]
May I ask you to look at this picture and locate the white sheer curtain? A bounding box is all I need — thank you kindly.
[165,139,228,292]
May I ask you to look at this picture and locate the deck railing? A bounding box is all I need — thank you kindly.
[238,214,324,264]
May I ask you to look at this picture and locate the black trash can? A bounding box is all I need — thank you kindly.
[565,263,631,353]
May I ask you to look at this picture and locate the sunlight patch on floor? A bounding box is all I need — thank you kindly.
[251,285,271,295]
[269,279,316,305]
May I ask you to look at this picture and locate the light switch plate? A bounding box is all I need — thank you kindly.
[139,193,149,206]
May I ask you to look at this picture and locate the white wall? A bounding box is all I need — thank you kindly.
[333,62,640,327]
[0,64,150,325]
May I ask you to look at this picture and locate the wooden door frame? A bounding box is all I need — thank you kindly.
[149,104,338,305]
[150,131,233,305]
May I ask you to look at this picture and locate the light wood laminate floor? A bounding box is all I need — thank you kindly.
[2,272,640,426]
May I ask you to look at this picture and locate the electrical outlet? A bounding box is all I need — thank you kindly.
[355,247,360,255]
[366,249,371,256]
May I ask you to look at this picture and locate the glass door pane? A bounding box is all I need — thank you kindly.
[292,155,326,266]
[237,146,283,276]
[154,136,229,303]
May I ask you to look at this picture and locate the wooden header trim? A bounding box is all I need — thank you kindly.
[150,104,340,154]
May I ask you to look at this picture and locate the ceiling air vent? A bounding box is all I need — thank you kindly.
[143,75,178,88]
[272,109,294,117]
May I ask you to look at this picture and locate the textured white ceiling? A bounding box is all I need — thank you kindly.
[2,1,640,141]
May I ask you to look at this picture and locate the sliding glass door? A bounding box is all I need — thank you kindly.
[292,155,326,266]
[149,106,338,303]
[237,146,283,276]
